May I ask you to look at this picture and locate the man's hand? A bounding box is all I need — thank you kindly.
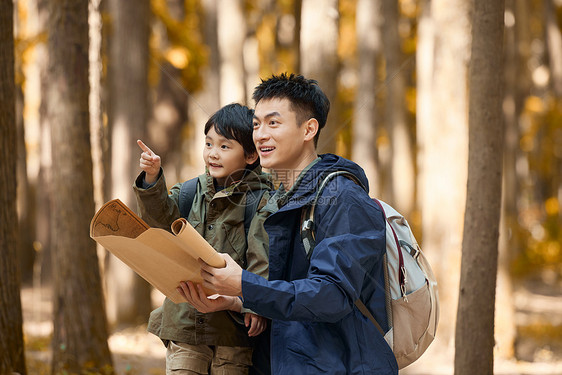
[177,280,267,337]
[137,139,161,184]
[245,313,267,337]
[199,253,243,297]
[177,281,242,313]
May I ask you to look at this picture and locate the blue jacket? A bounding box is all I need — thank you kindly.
[242,154,398,374]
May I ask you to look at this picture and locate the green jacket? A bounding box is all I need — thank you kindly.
[133,167,272,347]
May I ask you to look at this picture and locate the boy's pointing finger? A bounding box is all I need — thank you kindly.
[137,139,153,155]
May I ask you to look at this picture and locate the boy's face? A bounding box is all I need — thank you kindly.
[203,126,257,186]
[253,97,314,171]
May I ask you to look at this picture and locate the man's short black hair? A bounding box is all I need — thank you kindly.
[204,103,259,169]
[252,73,330,146]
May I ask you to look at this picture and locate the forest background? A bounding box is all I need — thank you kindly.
[1,0,562,374]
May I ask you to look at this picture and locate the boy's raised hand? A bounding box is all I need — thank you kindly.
[137,139,161,184]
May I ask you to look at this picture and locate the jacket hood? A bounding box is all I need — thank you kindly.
[201,165,273,197]
[284,153,370,210]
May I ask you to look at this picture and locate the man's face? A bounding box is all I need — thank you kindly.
[252,98,310,171]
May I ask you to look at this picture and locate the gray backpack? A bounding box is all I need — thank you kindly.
[300,170,439,369]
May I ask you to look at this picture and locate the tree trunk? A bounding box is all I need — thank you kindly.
[147,0,189,185]
[293,0,302,74]
[217,0,247,105]
[33,0,54,285]
[106,0,152,326]
[245,35,260,106]
[273,0,302,74]
[46,0,113,372]
[352,0,382,196]
[188,0,220,175]
[148,60,187,186]
[513,0,532,117]
[14,0,32,286]
[415,0,433,212]
[454,1,505,374]
[544,0,562,97]
[383,0,415,216]
[494,0,519,359]
[17,76,36,284]
[89,0,106,212]
[0,1,27,373]
[300,0,339,154]
[16,0,48,286]
[36,70,53,286]
[417,0,472,355]
[89,0,111,314]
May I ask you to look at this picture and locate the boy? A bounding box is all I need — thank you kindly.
[135,103,272,374]
[179,74,399,374]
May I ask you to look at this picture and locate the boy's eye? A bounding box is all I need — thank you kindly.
[205,142,212,147]
[253,122,260,129]
[221,144,229,150]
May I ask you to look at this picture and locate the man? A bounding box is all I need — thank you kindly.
[179,73,398,374]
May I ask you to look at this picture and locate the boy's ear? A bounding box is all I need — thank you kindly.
[303,118,319,142]
[245,151,259,166]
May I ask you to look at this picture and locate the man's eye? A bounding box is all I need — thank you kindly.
[253,122,260,128]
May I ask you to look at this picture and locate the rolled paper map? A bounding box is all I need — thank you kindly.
[171,218,226,268]
[90,199,225,302]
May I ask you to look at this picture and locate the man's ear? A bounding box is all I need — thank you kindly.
[245,151,259,166]
[303,118,319,142]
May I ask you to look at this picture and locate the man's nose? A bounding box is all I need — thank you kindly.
[253,126,269,141]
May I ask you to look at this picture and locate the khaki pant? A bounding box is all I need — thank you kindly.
[166,341,253,375]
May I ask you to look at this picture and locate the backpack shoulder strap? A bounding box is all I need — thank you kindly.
[244,189,267,237]
[240,189,268,269]
[299,171,389,332]
[300,170,366,259]
[178,177,199,219]
[355,299,385,335]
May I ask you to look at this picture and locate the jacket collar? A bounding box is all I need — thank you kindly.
[275,153,370,212]
[200,166,273,200]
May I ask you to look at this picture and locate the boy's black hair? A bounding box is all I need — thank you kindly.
[204,103,259,169]
[252,73,330,146]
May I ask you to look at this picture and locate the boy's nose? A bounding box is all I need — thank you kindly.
[209,147,219,158]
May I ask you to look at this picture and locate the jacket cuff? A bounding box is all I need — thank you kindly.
[241,270,268,310]
[134,168,163,190]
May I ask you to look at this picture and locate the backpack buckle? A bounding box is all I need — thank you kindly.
[302,219,313,232]
[399,240,420,260]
